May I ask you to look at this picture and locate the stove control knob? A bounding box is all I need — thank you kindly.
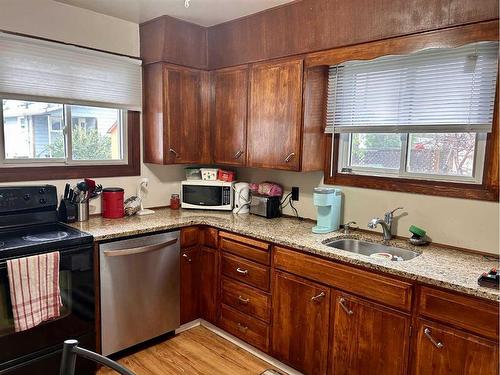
[39,198,47,204]
[39,188,46,194]
[23,194,30,201]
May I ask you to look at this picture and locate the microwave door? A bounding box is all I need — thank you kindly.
[182,185,223,207]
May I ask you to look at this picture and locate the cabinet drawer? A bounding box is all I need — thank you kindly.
[219,304,269,352]
[220,238,270,265]
[180,226,199,248]
[418,286,499,340]
[274,246,413,311]
[221,277,271,322]
[222,253,270,291]
[220,232,270,265]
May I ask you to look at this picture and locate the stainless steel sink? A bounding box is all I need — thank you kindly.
[324,238,420,261]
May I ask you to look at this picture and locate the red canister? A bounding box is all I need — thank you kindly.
[102,188,124,219]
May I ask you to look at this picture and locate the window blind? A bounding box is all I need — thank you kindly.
[0,32,142,110]
[325,41,498,134]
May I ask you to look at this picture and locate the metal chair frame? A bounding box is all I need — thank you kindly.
[59,340,135,375]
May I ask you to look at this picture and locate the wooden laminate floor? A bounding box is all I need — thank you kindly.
[97,326,279,375]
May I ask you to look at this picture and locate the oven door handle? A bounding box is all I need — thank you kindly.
[103,238,178,257]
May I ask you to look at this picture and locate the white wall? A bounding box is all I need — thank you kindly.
[0,0,139,57]
[237,168,500,255]
[0,0,185,210]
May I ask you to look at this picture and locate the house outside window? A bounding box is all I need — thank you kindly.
[1,100,126,165]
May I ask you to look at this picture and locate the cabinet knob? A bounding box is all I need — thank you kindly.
[339,297,354,315]
[311,291,326,302]
[236,267,249,275]
[237,323,248,333]
[284,152,296,163]
[234,150,244,160]
[182,253,192,262]
[238,295,250,305]
[424,328,444,349]
[169,148,179,158]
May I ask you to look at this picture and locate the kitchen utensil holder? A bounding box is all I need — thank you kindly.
[77,201,89,222]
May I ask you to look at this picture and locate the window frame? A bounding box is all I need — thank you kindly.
[306,22,499,201]
[0,105,140,182]
[0,98,129,166]
[337,132,488,185]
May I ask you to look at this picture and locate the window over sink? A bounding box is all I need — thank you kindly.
[319,31,500,201]
[327,41,497,184]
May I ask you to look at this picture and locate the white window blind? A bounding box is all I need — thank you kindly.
[325,41,498,134]
[0,32,142,110]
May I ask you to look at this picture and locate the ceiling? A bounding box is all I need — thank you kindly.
[54,0,295,26]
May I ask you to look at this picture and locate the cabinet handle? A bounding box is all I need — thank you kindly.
[237,323,248,332]
[182,253,192,262]
[236,267,249,275]
[424,328,444,349]
[169,148,179,158]
[238,296,250,305]
[339,298,354,315]
[311,291,326,302]
[234,150,244,159]
[284,152,296,163]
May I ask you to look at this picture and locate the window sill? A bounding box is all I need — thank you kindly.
[0,111,140,182]
[325,172,498,202]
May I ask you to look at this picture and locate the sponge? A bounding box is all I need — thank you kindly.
[409,225,426,238]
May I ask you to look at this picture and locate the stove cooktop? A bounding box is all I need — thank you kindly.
[0,222,93,260]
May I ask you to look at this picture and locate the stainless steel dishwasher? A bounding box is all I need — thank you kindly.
[99,231,180,356]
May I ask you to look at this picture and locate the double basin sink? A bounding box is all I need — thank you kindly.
[323,238,421,261]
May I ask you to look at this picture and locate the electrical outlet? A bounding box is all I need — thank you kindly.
[291,187,299,201]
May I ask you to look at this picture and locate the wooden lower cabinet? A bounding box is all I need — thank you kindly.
[329,292,410,375]
[199,246,218,324]
[180,246,200,324]
[271,270,330,375]
[413,319,499,375]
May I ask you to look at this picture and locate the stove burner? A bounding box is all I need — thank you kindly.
[22,231,70,242]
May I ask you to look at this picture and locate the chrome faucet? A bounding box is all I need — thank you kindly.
[368,207,403,241]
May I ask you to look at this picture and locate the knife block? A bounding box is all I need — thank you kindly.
[58,199,77,223]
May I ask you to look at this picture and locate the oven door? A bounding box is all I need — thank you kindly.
[0,245,95,373]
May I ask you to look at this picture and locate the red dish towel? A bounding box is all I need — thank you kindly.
[7,252,62,332]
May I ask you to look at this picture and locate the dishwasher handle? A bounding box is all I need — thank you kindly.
[103,238,178,257]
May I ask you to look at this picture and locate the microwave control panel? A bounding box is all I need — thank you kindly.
[222,186,232,205]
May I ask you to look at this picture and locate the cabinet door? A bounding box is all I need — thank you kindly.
[272,271,330,375]
[213,66,248,166]
[199,246,219,324]
[248,59,303,170]
[329,292,410,375]
[180,247,200,324]
[414,319,499,375]
[164,66,203,164]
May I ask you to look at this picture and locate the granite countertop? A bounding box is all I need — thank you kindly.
[71,208,500,301]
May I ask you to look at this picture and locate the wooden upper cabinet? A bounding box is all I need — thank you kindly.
[247,59,303,171]
[272,270,330,375]
[212,66,248,166]
[165,66,202,163]
[329,292,410,375]
[413,319,499,375]
[143,63,211,165]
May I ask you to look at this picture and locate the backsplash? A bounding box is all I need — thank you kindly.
[236,167,500,255]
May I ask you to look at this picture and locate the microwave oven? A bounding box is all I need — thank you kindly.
[181,180,235,210]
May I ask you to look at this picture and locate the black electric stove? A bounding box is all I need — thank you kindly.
[0,185,95,375]
[0,185,92,261]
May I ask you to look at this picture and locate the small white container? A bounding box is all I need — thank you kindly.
[200,168,218,181]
